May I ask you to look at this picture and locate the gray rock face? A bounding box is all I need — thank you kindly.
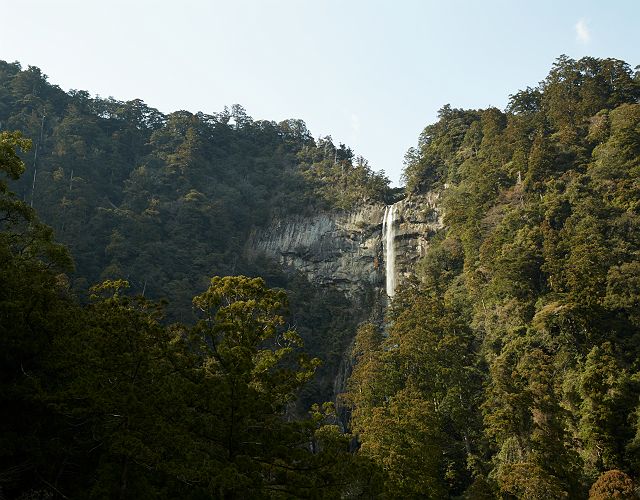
[246,191,443,299]
[246,204,386,298]
[246,191,444,410]
[392,190,444,289]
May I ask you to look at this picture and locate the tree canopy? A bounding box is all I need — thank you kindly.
[2,55,640,498]
[347,55,640,498]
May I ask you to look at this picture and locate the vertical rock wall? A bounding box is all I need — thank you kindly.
[246,191,443,299]
[246,204,387,299]
[392,191,444,288]
[245,191,444,408]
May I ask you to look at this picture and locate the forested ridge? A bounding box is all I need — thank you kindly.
[2,55,640,498]
[347,56,640,497]
[0,59,390,310]
[0,58,391,414]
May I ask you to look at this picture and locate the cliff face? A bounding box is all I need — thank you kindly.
[246,191,443,300]
[247,191,444,411]
[392,191,443,288]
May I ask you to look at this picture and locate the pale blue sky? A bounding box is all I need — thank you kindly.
[1,0,638,185]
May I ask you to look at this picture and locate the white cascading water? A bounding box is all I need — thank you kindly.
[382,204,397,298]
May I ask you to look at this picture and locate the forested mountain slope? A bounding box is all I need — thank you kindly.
[0,62,393,497]
[0,60,390,312]
[0,60,394,409]
[2,55,640,498]
[346,56,640,497]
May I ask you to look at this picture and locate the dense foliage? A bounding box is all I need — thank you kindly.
[0,138,377,496]
[4,55,640,498]
[0,60,391,407]
[346,56,640,497]
[0,60,390,304]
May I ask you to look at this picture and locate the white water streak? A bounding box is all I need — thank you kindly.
[383,204,397,297]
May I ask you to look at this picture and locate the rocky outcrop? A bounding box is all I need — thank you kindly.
[391,190,444,288]
[246,204,386,299]
[245,191,444,299]
[246,191,444,411]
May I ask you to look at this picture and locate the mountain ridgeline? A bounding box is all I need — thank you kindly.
[346,56,640,497]
[1,55,640,498]
[0,59,393,411]
[0,59,391,305]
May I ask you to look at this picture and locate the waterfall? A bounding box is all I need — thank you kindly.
[382,204,397,298]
